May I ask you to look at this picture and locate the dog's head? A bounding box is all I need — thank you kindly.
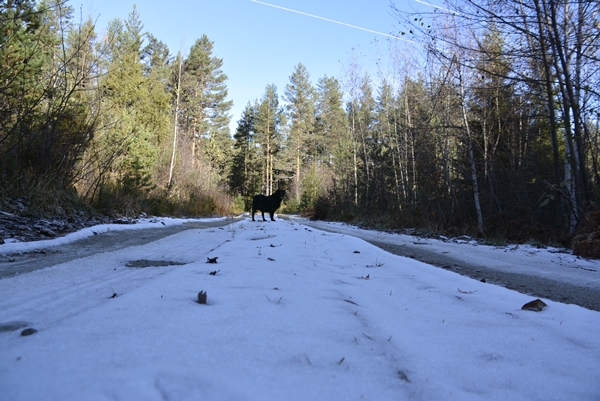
[276,189,286,200]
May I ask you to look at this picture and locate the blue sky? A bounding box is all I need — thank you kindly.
[75,0,427,130]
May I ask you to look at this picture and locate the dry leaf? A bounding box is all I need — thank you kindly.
[521,298,547,312]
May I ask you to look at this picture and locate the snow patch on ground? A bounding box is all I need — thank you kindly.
[293,218,600,290]
[0,216,227,255]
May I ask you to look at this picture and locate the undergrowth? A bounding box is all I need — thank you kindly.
[305,195,565,247]
[0,177,241,220]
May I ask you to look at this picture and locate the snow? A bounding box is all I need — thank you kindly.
[0,216,226,254]
[287,218,600,290]
[1,217,599,401]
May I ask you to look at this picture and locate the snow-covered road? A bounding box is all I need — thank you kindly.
[1,218,599,400]
[286,217,600,311]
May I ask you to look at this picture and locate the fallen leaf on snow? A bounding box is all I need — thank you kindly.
[521,299,547,312]
[21,328,37,336]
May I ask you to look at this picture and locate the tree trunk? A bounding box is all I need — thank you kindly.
[168,53,183,188]
[457,58,484,235]
[528,0,562,185]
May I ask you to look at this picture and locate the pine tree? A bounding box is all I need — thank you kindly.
[372,79,397,211]
[180,34,233,178]
[229,103,261,208]
[355,73,376,205]
[142,33,170,77]
[0,0,97,192]
[284,63,316,200]
[315,75,349,174]
[96,6,170,197]
[0,0,49,185]
[255,84,284,195]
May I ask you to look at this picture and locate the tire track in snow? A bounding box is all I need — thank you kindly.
[0,228,233,332]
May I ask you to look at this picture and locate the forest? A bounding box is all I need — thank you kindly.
[1,0,599,253]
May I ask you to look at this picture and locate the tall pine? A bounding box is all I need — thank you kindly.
[180,34,233,179]
[96,6,170,198]
[284,63,316,200]
[255,84,284,195]
[229,103,261,208]
[315,75,350,199]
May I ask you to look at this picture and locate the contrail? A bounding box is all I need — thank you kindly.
[251,0,417,44]
[414,0,461,16]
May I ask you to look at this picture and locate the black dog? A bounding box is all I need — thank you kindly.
[251,189,285,221]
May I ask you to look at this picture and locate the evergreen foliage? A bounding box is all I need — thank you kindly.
[284,63,316,200]
[314,75,351,206]
[179,35,233,178]
[254,84,284,196]
[96,6,169,200]
[229,103,261,209]
[0,2,235,217]
[0,0,96,194]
